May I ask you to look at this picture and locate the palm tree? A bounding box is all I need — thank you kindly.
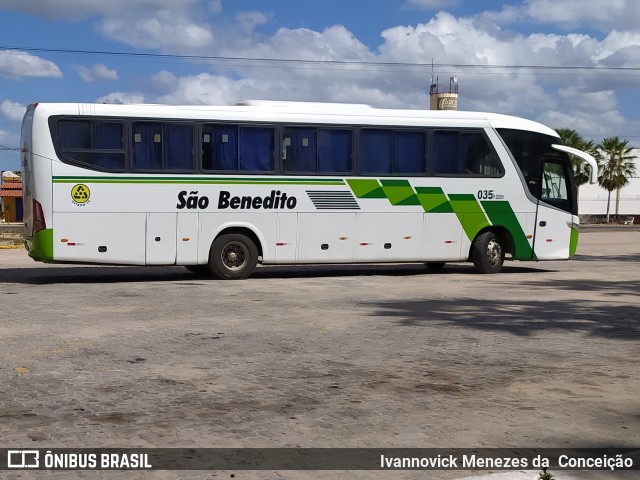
[596,137,637,223]
[555,128,596,191]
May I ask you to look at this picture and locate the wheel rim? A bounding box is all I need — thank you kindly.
[486,239,502,266]
[220,241,249,271]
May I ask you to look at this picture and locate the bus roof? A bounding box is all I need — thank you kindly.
[30,101,559,137]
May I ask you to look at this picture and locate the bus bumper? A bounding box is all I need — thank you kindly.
[25,228,54,262]
[569,222,579,258]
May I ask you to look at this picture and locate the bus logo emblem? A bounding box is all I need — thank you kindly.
[71,184,90,205]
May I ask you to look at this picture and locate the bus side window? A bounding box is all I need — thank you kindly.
[239,126,275,172]
[283,127,316,172]
[133,123,194,171]
[58,120,125,171]
[433,130,503,177]
[433,131,459,175]
[164,124,193,171]
[360,129,392,174]
[461,132,503,176]
[395,131,425,174]
[283,128,352,174]
[318,129,352,173]
[59,120,91,149]
[202,124,238,171]
[133,123,162,170]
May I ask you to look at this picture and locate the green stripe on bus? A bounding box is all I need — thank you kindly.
[53,176,345,186]
[415,187,453,213]
[481,201,534,260]
[448,194,491,241]
[380,179,421,206]
[346,179,386,198]
[346,180,534,256]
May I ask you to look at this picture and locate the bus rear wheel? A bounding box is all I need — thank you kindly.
[472,231,504,274]
[208,233,258,280]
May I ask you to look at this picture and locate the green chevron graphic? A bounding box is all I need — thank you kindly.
[347,178,534,260]
[380,179,421,206]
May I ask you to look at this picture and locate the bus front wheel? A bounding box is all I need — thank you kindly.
[208,233,258,280]
[471,231,504,274]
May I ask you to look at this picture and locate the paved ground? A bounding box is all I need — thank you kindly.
[0,228,638,480]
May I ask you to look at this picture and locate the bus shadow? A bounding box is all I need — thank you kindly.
[0,263,553,285]
[0,262,554,284]
[369,293,640,340]
[0,266,195,285]
[251,263,553,279]
[573,253,640,263]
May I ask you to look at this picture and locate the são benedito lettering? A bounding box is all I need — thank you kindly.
[217,190,297,210]
[176,190,297,210]
[176,191,210,210]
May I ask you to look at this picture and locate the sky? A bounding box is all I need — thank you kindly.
[1,0,640,171]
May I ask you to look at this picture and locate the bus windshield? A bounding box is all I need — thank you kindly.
[497,128,577,215]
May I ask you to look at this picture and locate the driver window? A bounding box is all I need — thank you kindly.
[540,161,570,211]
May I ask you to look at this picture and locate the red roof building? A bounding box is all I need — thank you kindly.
[0,176,23,222]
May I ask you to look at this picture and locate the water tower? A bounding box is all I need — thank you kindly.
[429,75,458,110]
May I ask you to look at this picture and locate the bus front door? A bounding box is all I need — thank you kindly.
[532,161,574,260]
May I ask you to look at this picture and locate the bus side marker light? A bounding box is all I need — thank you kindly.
[546,239,553,242]
[360,242,370,246]
[61,238,68,243]
[339,236,348,240]
[182,237,190,242]
[445,240,453,244]
[527,235,533,239]
[67,242,76,246]
[276,242,286,246]
[403,236,412,240]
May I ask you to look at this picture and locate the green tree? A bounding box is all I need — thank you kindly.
[555,128,596,189]
[596,137,637,223]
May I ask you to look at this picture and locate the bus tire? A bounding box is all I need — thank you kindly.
[208,233,258,280]
[426,262,446,272]
[472,231,504,274]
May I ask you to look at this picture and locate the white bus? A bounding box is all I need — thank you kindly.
[21,101,597,279]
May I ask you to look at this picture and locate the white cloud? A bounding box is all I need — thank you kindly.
[97,92,146,104]
[97,9,638,141]
[596,30,640,67]
[76,63,119,82]
[224,25,374,67]
[98,13,214,50]
[0,100,26,122]
[0,50,63,79]
[525,0,640,31]
[4,1,639,143]
[0,0,215,52]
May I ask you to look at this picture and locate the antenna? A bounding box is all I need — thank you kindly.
[429,72,459,111]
